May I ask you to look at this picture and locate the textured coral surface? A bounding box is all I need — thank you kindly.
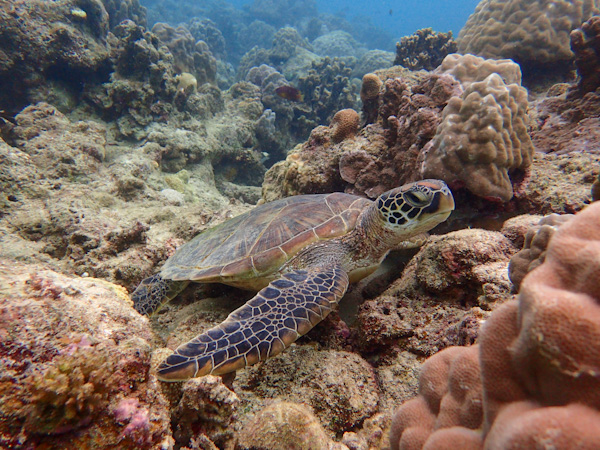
[457,0,600,75]
[390,202,600,449]
[394,28,457,71]
[2,0,600,446]
[569,15,600,96]
[0,261,172,448]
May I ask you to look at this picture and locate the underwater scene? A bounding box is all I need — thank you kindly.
[1,0,600,448]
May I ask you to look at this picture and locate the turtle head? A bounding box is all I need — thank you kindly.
[375,179,454,239]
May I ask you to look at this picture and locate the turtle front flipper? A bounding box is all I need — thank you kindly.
[131,274,189,316]
[156,266,349,381]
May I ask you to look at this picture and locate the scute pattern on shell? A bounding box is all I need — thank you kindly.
[161,193,371,281]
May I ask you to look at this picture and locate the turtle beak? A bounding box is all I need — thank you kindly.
[434,189,455,216]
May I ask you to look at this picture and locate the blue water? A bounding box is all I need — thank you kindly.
[228,0,479,39]
[143,0,480,54]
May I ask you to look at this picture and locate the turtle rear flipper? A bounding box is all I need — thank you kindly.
[156,266,349,381]
[131,274,189,316]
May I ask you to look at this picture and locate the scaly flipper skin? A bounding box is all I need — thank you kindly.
[156,266,349,381]
[131,274,189,316]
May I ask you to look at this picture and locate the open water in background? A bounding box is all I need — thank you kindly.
[226,0,480,42]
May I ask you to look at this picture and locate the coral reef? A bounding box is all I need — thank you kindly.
[294,57,359,135]
[330,109,360,143]
[421,71,533,202]
[171,376,239,447]
[245,64,295,159]
[352,50,395,79]
[508,213,573,290]
[389,346,483,450]
[2,0,600,445]
[237,27,313,80]
[0,261,172,448]
[357,229,516,357]
[394,28,457,71]
[187,18,227,60]
[0,0,111,112]
[11,103,106,178]
[101,0,147,30]
[457,0,600,79]
[241,345,379,434]
[389,201,600,449]
[569,15,600,97]
[531,83,600,155]
[151,22,217,86]
[436,52,522,87]
[263,53,535,203]
[593,170,600,201]
[360,73,383,125]
[312,30,366,59]
[83,20,178,135]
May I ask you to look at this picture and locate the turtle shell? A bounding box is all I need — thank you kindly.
[160,192,371,287]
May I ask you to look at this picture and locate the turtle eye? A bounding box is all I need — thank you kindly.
[405,190,429,206]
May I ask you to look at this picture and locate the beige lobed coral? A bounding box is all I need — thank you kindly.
[457,0,600,72]
[436,53,522,87]
[390,201,600,449]
[422,54,534,202]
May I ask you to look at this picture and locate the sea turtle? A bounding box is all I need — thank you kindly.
[132,179,454,381]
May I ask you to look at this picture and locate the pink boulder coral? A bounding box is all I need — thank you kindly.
[390,201,600,449]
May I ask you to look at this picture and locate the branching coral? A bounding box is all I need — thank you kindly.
[394,28,457,71]
[295,57,359,136]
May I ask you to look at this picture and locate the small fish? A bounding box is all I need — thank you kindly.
[389,8,393,15]
[275,85,303,102]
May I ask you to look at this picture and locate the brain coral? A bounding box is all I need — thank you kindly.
[330,109,360,143]
[457,0,600,73]
[421,62,533,201]
[390,201,600,449]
